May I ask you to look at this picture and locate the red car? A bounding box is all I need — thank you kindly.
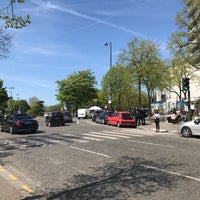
[107,111,136,128]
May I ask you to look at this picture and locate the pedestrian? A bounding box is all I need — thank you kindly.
[153,109,160,132]
[132,107,139,125]
[140,107,146,125]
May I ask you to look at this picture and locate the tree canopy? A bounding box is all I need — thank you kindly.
[0,0,31,29]
[56,70,98,111]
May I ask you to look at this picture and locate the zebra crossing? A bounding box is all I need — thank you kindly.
[0,129,175,152]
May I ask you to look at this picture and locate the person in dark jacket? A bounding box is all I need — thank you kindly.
[131,107,139,125]
[140,107,146,125]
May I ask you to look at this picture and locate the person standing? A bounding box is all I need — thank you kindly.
[140,107,146,125]
[132,107,139,125]
[153,109,160,132]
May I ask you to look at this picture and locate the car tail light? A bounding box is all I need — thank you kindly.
[15,121,21,125]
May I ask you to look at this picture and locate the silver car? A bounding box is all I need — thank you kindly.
[178,117,200,137]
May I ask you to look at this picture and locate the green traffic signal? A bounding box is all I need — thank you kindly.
[182,78,190,91]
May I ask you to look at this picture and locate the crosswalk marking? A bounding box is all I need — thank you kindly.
[102,130,143,137]
[90,131,127,139]
[0,129,177,152]
[82,136,104,141]
[83,133,118,140]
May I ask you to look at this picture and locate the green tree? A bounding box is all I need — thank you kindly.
[14,99,30,113]
[0,0,31,29]
[118,37,168,114]
[0,80,9,116]
[168,0,200,68]
[56,70,97,113]
[28,97,45,116]
[101,64,134,111]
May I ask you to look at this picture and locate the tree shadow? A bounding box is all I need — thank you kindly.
[24,156,180,200]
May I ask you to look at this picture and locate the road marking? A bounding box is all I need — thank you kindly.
[90,131,128,139]
[141,164,200,183]
[128,140,175,148]
[0,165,34,196]
[22,185,33,193]
[83,133,118,140]
[83,136,104,141]
[9,174,18,180]
[0,166,5,171]
[89,132,119,139]
[102,130,143,137]
[69,146,111,158]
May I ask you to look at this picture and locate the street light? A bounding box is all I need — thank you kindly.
[104,42,112,111]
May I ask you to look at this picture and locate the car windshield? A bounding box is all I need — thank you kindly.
[121,113,133,120]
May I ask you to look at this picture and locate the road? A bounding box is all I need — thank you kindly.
[0,118,200,200]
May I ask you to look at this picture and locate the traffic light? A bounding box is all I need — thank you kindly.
[182,78,190,91]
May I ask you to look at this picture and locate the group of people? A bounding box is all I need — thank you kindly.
[131,107,147,126]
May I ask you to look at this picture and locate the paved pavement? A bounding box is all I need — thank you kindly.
[0,175,23,200]
[0,120,180,200]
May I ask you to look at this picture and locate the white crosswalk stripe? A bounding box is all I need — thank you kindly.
[0,128,176,152]
[102,130,143,137]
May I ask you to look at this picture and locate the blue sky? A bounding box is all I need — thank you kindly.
[0,0,183,106]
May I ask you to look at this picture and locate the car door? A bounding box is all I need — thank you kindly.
[192,118,200,135]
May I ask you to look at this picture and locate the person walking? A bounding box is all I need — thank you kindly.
[153,109,160,132]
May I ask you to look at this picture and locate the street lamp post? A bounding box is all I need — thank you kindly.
[104,42,112,111]
[104,42,112,68]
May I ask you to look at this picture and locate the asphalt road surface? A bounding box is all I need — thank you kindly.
[0,118,200,200]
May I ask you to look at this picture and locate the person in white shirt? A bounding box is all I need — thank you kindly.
[153,109,160,132]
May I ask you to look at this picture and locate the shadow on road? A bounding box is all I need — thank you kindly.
[23,156,180,200]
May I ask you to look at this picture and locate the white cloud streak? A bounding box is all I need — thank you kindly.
[30,0,147,38]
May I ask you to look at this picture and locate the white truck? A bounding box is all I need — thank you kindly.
[77,109,90,119]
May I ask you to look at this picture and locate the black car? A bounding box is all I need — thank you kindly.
[96,111,112,124]
[45,111,65,127]
[91,110,103,122]
[62,111,73,123]
[0,114,38,134]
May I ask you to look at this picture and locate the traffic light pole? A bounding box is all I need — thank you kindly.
[188,89,192,121]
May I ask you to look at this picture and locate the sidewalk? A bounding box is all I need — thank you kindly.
[137,119,180,133]
[0,175,23,200]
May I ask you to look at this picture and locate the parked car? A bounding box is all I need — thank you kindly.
[62,111,73,123]
[178,117,200,137]
[91,110,103,122]
[107,111,137,128]
[96,111,112,124]
[0,114,38,134]
[45,111,65,127]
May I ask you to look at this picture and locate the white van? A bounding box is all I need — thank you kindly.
[77,109,90,119]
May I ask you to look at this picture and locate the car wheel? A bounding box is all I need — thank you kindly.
[9,126,15,134]
[117,122,121,128]
[181,126,192,137]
